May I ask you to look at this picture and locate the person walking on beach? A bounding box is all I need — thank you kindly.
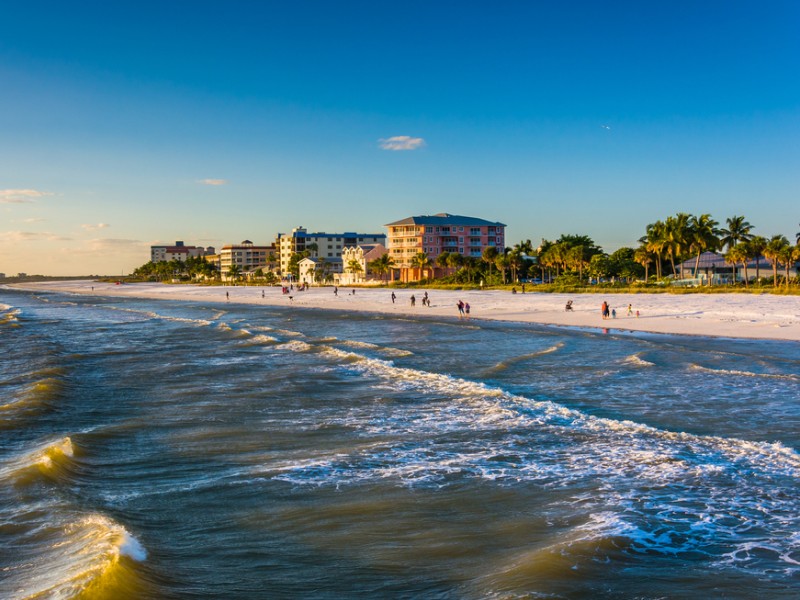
[457,300,465,318]
[334,286,338,296]
[423,292,429,306]
[627,303,633,317]
[410,295,416,307]
[226,291,229,301]
[601,301,608,319]
[262,290,265,298]
[465,302,470,318]
[391,292,396,304]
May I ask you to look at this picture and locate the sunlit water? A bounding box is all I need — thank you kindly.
[1,287,799,599]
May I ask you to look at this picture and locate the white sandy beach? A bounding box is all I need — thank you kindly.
[8,280,800,341]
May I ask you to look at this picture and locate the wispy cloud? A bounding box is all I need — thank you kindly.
[81,223,110,231]
[198,179,228,186]
[379,136,426,151]
[2,231,71,242]
[0,189,54,203]
[22,218,46,223]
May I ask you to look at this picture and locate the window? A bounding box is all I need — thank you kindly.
[459,248,464,253]
[426,226,433,233]
[458,226,464,232]
[435,227,440,233]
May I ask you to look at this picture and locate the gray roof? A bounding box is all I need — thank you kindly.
[677,251,771,270]
[384,213,506,227]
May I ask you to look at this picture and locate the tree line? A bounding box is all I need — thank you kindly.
[132,216,799,288]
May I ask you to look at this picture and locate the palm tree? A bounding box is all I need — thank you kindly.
[481,246,499,281]
[796,223,800,245]
[368,253,392,283]
[446,252,463,277]
[747,236,767,283]
[568,245,589,282]
[663,213,691,277]
[725,245,749,287]
[461,256,479,283]
[634,245,655,282]
[642,220,667,279]
[411,252,432,281]
[778,244,800,288]
[346,258,363,282]
[436,251,451,276]
[226,263,242,283]
[494,254,510,284]
[508,249,524,283]
[720,215,754,251]
[763,235,789,287]
[515,239,534,256]
[688,214,720,277]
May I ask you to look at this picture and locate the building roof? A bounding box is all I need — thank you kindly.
[362,244,387,262]
[384,213,506,227]
[677,251,771,270]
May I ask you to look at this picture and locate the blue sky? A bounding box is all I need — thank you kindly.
[2,0,798,275]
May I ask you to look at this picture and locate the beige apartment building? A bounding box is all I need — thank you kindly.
[219,240,277,278]
[150,241,213,263]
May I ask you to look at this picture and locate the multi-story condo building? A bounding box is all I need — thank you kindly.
[150,241,212,263]
[384,213,506,274]
[219,240,277,277]
[276,227,386,276]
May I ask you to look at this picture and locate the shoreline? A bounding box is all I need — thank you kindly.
[6,280,800,342]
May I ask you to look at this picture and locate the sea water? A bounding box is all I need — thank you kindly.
[1,287,798,599]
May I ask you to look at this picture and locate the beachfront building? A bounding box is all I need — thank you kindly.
[150,241,212,263]
[219,240,277,280]
[338,243,388,285]
[276,227,386,277]
[384,213,506,282]
[676,251,787,285]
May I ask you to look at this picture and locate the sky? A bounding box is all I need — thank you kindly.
[1,0,799,276]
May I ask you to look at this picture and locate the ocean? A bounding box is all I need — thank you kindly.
[1,287,799,599]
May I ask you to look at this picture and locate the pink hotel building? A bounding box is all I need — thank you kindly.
[385,213,506,279]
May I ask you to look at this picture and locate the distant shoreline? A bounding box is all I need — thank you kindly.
[6,280,800,342]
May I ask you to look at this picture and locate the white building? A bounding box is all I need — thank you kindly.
[338,244,388,285]
[276,227,386,276]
